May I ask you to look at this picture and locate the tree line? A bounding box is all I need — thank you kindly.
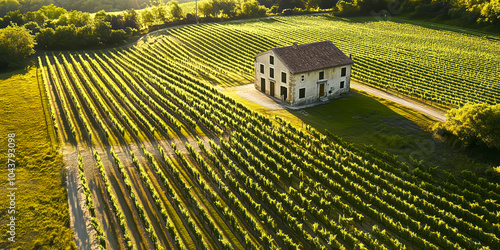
[0,0,154,16]
[0,2,187,68]
[335,0,500,26]
[1,0,498,68]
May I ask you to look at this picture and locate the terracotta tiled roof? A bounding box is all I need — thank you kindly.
[260,41,353,74]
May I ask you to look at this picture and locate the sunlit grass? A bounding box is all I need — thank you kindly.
[0,67,75,249]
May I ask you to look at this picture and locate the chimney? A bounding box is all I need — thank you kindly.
[292,42,298,49]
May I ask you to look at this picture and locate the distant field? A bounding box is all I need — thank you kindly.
[102,1,197,16]
[35,13,500,247]
[152,15,500,106]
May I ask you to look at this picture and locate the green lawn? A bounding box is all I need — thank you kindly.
[291,90,432,152]
[0,67,75,249]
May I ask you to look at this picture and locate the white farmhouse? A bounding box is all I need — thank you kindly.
[254,41,354,106]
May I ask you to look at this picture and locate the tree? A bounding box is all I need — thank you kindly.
[111,14,126,29]
[39,4,67,19]
[438,104,500,150]
[53,24,77,48]
[56,14,69,26]
[1,10,24,28]
[0,24,36,62]
[257,0,276,8]
[305,0,321,9]
[23,21,40,34]
[124,9,142,30]
[141,8,155,26]
[67,10,91,27]
[94,10,111,22]
[318,0,337,9]
[109,29,128,45]
[480,0,500,23]
[0,0,21,17]
[167,1,185,21]
[240,0,267,17]
[199,0,238,18]
[76,24,98,47]
[149,0,165,6]
[93,19,111,44]
[336,0,361,16]
[218,0,238,18]
[36,27,55,48]
[278,0,304,10]
[269,4,279,13]
[152,4,168,22]
[23,11,47,25]
[199,0,218,17]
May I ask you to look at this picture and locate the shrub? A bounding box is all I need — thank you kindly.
[436,103,500,150]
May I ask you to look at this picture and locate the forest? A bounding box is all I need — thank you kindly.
[0,0,154,15]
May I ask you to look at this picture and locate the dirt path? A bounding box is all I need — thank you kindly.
[350,81,447,122]
[221,84,283,110]
[63,146,98,250]
[223,82,447,122]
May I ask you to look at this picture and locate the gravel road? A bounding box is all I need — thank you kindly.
[224,82,447,122]
[350,81,447,122]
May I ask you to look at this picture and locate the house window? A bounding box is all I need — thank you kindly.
[281,72,287,83]
[319,71,325,80]
[270,55,274,65]
[299,88,306,98]
[301,75,305,82]
[270,67,274,78]
[281,86,287,101]
[340,81,345,88]
[260,64,264,74]
[341,67,347,77]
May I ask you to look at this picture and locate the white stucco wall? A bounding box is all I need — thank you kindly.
[255,52,352,106]
[254,51,292,104]
[290,65,352,106]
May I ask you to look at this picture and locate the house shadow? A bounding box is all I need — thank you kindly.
[0,62,33,79]
[286,89,497,178]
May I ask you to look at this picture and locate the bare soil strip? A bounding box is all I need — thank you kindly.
[63,146,98,250]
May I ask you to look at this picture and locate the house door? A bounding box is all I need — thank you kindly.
[270,82,275,96]
[319,83,325,97]
[280,86,287,101]
[261,78,266,92]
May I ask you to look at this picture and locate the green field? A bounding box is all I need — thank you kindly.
[28,15,500,249]
[150,15,500,107]
[0,68,75,249]
[3,14,500,249]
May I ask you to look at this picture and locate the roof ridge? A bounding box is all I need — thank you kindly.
[258,40,353,74]
[271,40,333,51]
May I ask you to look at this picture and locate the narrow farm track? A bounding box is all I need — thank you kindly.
[350,81,447,122]
[82,54,176,249]
[63,146,97,250]
[56,53,162,249]
[40,16,500,250]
